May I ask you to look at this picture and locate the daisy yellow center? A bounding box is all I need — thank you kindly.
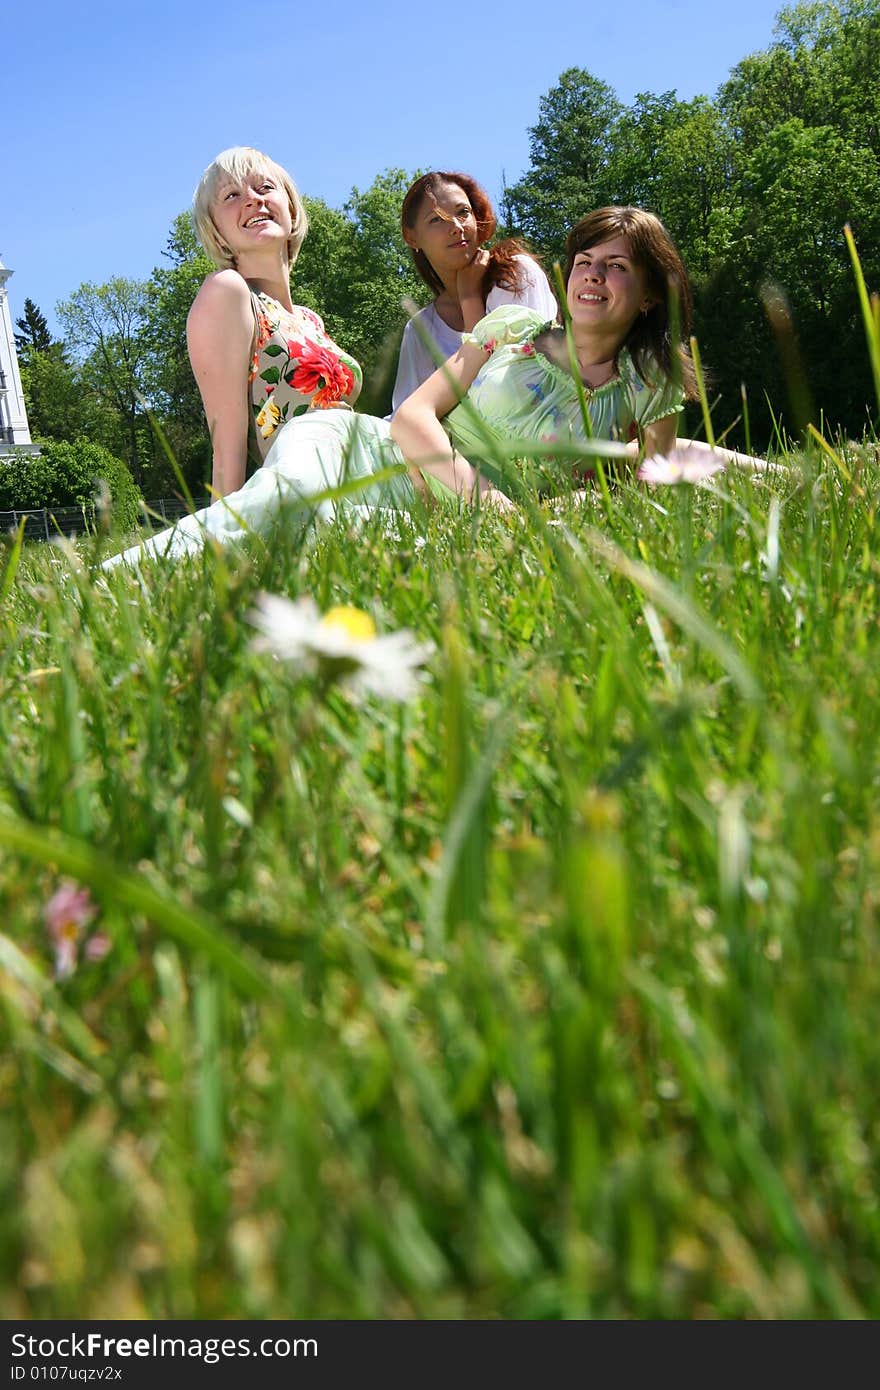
[320,606,376,642]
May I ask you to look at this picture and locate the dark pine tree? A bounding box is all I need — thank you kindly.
[14,298,54,363]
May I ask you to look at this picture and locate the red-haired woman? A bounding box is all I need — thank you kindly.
[392,171,557,410]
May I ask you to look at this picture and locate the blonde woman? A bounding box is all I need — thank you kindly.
[187,146,361,497]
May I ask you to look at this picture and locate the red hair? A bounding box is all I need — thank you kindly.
[401,171,538,300]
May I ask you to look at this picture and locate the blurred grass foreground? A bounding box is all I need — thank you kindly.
[2,282,880,1317]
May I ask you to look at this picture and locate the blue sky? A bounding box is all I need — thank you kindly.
[3,0,787,336]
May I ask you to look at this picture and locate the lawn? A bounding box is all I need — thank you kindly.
[1,434,879,1318]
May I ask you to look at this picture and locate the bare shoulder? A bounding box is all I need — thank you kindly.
[188,269,252,331]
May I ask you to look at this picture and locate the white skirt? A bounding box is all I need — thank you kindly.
[103,411,417,569]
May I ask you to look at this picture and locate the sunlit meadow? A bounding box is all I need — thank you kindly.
[2,263,880,1318]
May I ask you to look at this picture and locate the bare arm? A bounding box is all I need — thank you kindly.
[186,271,255,496]
[612,412,681,467]
[389,340,499,503]
[455,249,491,333]
[640,427,773,471]
[640,412,679,460]
[674,438,774,470]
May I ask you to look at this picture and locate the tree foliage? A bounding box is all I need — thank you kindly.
[141,213,217,495]
[505,1,880,444]
[506,69,623,260]
[19,350,101,445]
[12,0,880,481]
[57,278,155,484]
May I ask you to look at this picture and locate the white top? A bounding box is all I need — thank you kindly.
[390,253,558,412]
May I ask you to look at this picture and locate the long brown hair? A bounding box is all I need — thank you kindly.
[564,206,698,399]
[401,171,537,300]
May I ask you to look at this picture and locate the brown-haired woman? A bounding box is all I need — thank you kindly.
[392,170,558,410]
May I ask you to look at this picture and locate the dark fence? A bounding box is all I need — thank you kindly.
[0,499,191,543]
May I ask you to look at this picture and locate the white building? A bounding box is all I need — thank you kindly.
[0,254,39,455]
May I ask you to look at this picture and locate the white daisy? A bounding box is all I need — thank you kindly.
[249,594,434,702]
[638,443,726,486]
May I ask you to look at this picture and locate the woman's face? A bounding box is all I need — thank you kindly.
[405,182,480,276]
[566,235,654,340]
[212,168,293,261]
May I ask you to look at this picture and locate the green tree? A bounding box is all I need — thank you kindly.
[695,117,880,442]
[294,196,360,340]
[14,298,54,364]
[506,69,623,260]
[57,278,152,484]
[721,1,880,156]
[142,213,216,495]
[749,119,878,430]
[19,351,96,444]
[741,119,879,310]
[14,298,89,444]
[296,170,424,414]
[651,100,734,276]
[606,92,688,209]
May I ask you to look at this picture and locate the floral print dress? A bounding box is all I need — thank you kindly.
[444,304,686,491]
[247,291,362,467]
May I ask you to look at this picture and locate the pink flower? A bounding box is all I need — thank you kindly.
[638,444,726,486]
[85,933,111,962]
[44,880,102,980]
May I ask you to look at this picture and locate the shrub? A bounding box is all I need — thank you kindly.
[0,439,141,531]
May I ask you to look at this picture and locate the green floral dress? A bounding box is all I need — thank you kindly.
[107,305,684,565]
[444,304,685,490]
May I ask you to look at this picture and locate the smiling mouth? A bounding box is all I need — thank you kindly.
[577,293,606,302]
[243,215,272,228]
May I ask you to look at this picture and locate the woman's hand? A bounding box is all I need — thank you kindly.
[456,248,491,332]
[479,483,518,515]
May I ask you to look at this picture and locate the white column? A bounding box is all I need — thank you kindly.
[0,255,36,451]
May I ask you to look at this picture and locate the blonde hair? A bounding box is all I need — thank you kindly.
[192,146,309,269]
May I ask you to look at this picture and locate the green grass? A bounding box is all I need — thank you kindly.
[1,435,880,1318]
